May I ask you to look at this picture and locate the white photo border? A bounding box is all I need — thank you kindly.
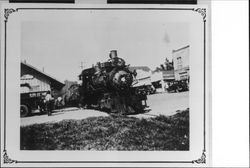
[1,6,208,166]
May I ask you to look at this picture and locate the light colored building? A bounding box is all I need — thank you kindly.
[129,66,175,92]
[129,66,151,87]
[151,70,175,92]
[21,62,64,97]
[172,45,190,81]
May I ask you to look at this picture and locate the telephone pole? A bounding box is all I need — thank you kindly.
[80,61,86,70]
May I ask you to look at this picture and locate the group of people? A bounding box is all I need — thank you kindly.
[39,91,63,116]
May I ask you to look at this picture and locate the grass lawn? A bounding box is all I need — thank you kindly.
[21,109,189,150]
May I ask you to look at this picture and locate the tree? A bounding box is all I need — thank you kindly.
[154,58,174,72]
[165,58,174,70]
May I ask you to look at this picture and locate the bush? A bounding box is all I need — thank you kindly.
[21,109,189,150]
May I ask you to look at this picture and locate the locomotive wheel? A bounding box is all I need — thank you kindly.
[127,105,135,114]
[117,103,127,115]
[20,105,29,117]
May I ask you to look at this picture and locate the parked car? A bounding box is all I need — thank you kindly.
[136,85,156,95]
[167,80,189,93]
[20,91,47,117]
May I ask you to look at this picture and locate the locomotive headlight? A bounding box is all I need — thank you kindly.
[113,70,133,88]
[121,77,126,82]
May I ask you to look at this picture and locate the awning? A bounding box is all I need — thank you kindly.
[132,80,152,87]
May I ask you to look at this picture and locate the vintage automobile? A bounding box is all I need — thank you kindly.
[135,85,156,95]
[166,80,189,93]
[20,91,47,117]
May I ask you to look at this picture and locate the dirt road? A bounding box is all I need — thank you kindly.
[137,91,189,118]
[21,108,109,126]
[21,91,189,126]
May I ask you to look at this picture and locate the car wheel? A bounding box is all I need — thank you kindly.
[20,105,29,117]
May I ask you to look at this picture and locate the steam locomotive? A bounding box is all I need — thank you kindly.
[78,50,148,115]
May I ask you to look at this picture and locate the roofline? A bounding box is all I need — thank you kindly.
[172,45,190,53]
[21,62,65,88]
[129,66,151,72]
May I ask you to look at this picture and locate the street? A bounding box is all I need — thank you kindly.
[141,91,189,117]
[21,91,189,126]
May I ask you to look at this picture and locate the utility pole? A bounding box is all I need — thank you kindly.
[80,61,86,70]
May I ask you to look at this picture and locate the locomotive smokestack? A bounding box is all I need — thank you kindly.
[109,50,118,59]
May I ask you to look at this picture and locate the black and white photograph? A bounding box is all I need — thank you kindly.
[20,18,190,151]
[1,3,210,167]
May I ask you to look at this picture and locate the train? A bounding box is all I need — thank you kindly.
[77,50,148,115]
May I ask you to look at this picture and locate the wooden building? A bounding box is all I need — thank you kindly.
[21,62,65,97]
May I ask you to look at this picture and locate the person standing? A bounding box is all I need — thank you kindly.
[57,96,63,109]
[45,91,54,116]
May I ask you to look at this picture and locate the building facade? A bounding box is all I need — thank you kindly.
[151,70,175,92]
[129,66,152,87]
[172,45,190,81]
[21,62,64,97]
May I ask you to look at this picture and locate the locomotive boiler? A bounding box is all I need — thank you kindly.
[78,50,148,115]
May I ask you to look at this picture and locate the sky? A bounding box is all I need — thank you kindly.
[21,11,189,82]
